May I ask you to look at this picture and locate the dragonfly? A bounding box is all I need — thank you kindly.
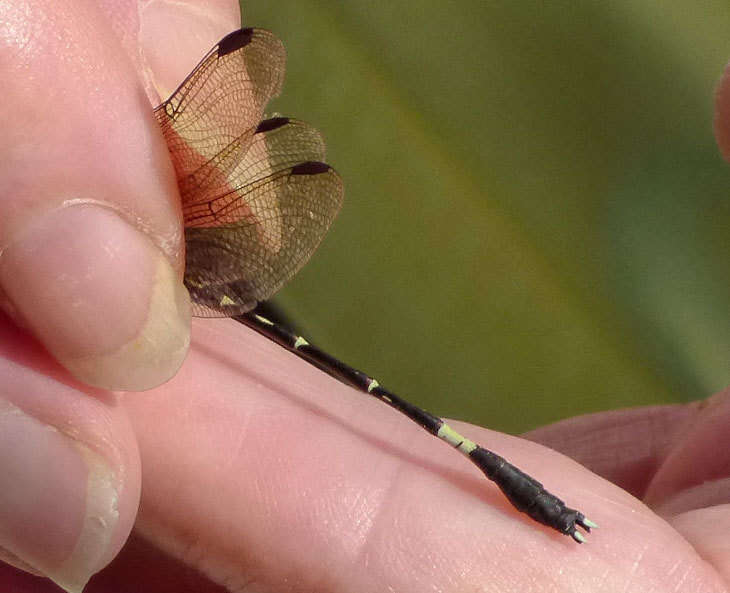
[154,27,596,543]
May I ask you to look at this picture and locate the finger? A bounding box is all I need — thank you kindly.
[121,319,726,592]
[643,387,730,510]
[643,388,730,583]
[0,312,141,593]
[524,403,701,497]
[0,532,227,592]
[529,393,730,583]
[0,0,190,391]
[132,0,242,105]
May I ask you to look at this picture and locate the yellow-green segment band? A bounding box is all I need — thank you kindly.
[437,423,477,455]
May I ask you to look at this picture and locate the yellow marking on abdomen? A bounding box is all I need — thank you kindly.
[254,315,274,326]
[437,424,477,455]
[293,336,309,349]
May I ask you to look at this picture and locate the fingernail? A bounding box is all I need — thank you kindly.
[0,204,190,390]
[0,399,120,592]
[139,0,238,102]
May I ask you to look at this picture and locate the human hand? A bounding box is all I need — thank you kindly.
[0,1,728,591]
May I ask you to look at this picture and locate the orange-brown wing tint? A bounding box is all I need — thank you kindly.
[154,29,343,317]
[154,28,286,200]
[185,156,343,317]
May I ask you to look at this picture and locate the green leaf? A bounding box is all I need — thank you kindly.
[243,1,730,432]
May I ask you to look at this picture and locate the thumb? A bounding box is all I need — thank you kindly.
[0,1,190,391]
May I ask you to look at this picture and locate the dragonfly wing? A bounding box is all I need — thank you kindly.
[151,30,341,318]
[154,28,286,191]
[184,119,343,317]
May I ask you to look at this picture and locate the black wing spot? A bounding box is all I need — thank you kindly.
[218,28,255,57]
[256,117,291,133]
[290,161,331,176]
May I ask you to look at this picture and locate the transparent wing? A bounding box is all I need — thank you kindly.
[154,28,286,195]
[179,117,341,316]
[184,160,343,317]
[183,117,328,249]
[153,30,342,317]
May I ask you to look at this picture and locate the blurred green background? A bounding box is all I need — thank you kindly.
[241,1,730,434]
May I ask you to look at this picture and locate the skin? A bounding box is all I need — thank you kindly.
[0,1,728,591]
